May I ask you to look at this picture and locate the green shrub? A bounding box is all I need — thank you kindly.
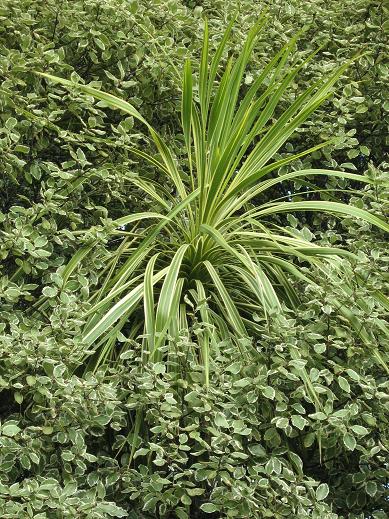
[39,20,388,378]
[1,260,388,517]
[0,1,388,518]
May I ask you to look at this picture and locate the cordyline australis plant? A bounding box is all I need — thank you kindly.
[37,19,389,384]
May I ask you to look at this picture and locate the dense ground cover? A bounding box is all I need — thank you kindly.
[0,1,388,518]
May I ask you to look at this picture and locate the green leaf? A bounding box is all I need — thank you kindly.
[275,417,289,429]
[346,369,360,381]
[226,362,241,374]
[350,96,365,103]
[94,38,105,50]
[143,254,158,353]
[98,503,127,517]
[155,244,188,340]
[350,425,369,436]
[343,432,357,451]
[2,422,21,437]
[248,444,266,457]
[29,452,40,464]
[14,392,23,404]
[316,483,329,501]
[347,149,359,159]
[42,286,58,298]
[255,201,389,234]
[182,59,193,164]
[262,386,275,399]
[200,503,219,513]
[83,270,163,346]
[338,376,351,393]
[26,375,36,386]
[204,261,247,337]
[291,414,308,430]
[365,481,377,497]
[214,412,229,428]
[152,362,166,375]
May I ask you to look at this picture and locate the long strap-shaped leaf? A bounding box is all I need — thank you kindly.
[154,245,189,346]
[108,188,199,296]
[234,57,351,187]
[209,21,265,155]
[114,212,169,228]
[195,279,213,387]
[204,16,236,123]
[83,267,168,346]
[203,49,318,222]
[220,169,378,221]
[143,254,159,355]
[251,201,389,233]
[201,224,282,313]
[182,59,193,176]
[204,261,247,337]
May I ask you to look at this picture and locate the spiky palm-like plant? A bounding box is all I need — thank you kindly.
[38,19,388,384]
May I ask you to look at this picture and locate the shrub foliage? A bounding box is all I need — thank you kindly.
[0,1,388,518]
